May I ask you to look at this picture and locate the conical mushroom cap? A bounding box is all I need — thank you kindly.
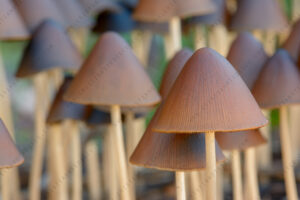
[64,32,161,107]
[130,108,225,171]
[230,0,288,32]
[0,0,29,40]
[252,49,300,109]
[78,0,121,15]
[160,49,193,98]
[0,119,24,168]
[183,0,227,26]
[153,48,267,133]
[13,0,66,33]
[47,77,89,124]
[227,32,268,89]
[133,0,216,23]
[54,0,93,28]
[15,20,83,78]
[93,5,135,33]
[283,19,300,61]
[216,129,266,151]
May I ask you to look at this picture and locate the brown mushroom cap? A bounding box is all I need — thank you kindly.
[153,48,267,133]
[64,32,161,107]
[252,49,300,109]
[0,0,29,40]
[47,76,89,124]
[133,0,216,23]
[13,0,66,33]
[183,0,227,27]
[227,32,268,89]
[0,119,24,168]
[283,19,300,61]
[54,0,93,28]
[160,48,193,98]
[78,0,121,15]
[216,129,266,151]
[15,20,83,78]
[130,108,225,171]
[230,0,288,32]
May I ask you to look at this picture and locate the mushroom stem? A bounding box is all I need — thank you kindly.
[169,17,182,57]
[208,25,229,56]
[48,125,69,200]
[1,169,10,200]
[256,110,272,170]
[205,131,217,200]
[110,105,131,200]
[125,111,136,200]
[280,106,298,200]
[190,171,203,200]
[244,147,260,200]
[85,139,102,200]
[29,73,49,200]
[70,121,82,200]
[195,25,207,50]
[68,28,88,55]
[0,47,21,200]
[176,172,186,200]
[232,150,243,200]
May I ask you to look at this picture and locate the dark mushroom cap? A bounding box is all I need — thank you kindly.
[15,20,83,78]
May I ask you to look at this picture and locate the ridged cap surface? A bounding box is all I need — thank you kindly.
[0,119,24,168]
[283,19,300,61]
[47,77,89,124]
[64,32,161,107]
[227,32,268,89]
[14,0,66,32]
[252,49,300,109]
[0,0,29,40]
[216,129,266,151]
[160,49,193,98]
[230,0,288,31]
[153,48,268,133]
[133,0,216,22]
[15,20,83,78]
[130,108,225,171]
